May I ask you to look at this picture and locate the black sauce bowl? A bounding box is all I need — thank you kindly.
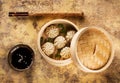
[8,44,34,71]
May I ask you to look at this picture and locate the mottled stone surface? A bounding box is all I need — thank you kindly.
[0,0,120,83]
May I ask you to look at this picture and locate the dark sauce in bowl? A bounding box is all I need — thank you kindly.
[8,44,34,71]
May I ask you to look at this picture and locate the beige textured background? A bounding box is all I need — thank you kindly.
[0,0,120,83]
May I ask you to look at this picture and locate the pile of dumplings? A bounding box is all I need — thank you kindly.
[41,24,77,60]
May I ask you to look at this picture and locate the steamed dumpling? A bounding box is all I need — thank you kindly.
[54,36,67,49]
[42,42,55,56]
[60,47,71,59]
[45,25,60,38]
[66,30,76,41]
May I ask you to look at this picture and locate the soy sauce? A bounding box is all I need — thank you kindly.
[8,44,34,71]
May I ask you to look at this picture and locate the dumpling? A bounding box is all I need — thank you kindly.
[42,42,55,56]
[66,30,76,41]
[45,25,60,38]
[54,36,67,49]
[60,47,71,59]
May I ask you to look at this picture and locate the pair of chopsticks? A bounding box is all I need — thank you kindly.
[9,12,84,17]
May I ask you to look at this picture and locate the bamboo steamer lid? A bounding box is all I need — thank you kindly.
[70,27,114,73]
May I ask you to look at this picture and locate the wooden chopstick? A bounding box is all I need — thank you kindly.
[9,12,84,17]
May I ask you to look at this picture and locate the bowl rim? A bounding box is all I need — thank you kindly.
[71,26,114,73]
[37,19,79,63]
